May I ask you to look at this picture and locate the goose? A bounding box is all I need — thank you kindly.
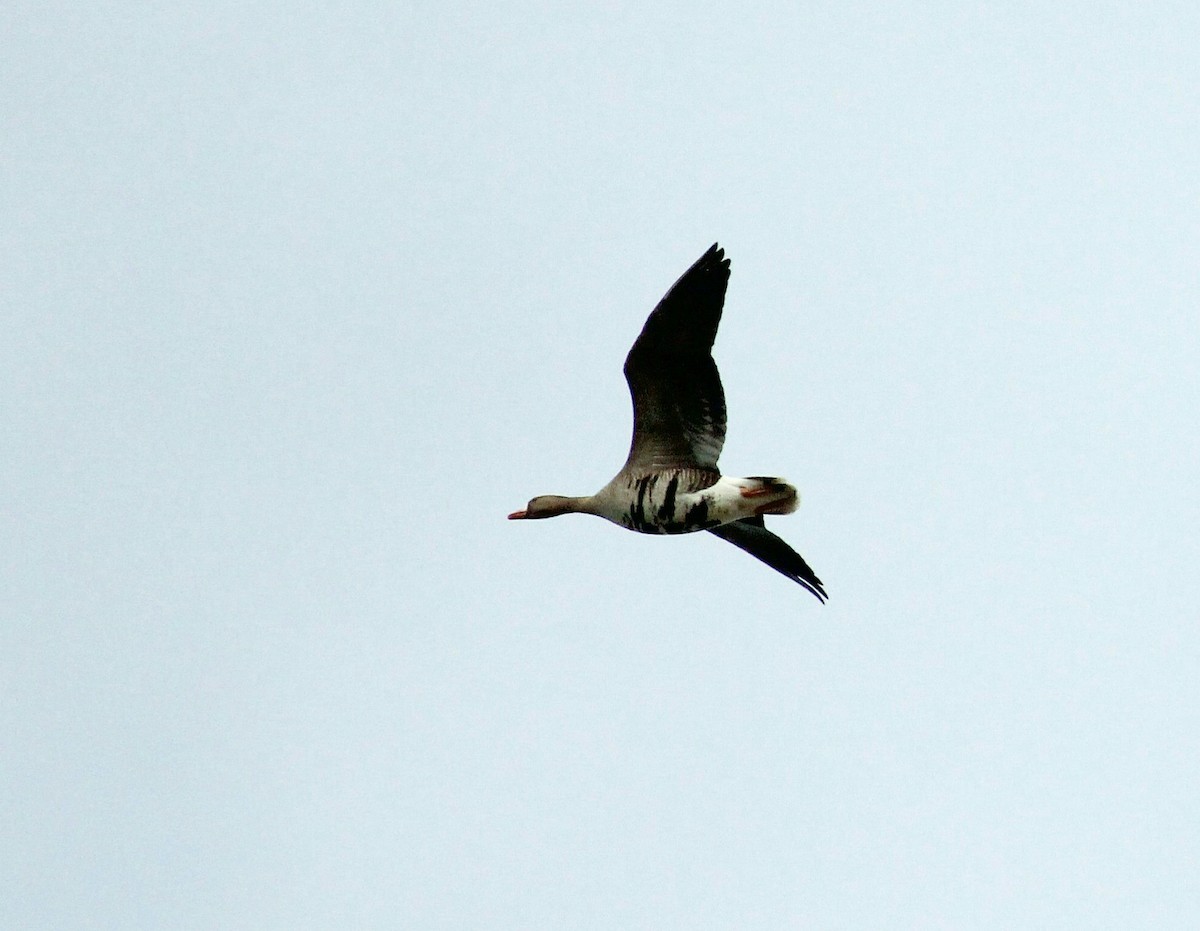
[509,244,827,602]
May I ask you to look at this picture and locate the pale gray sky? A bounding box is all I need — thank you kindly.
[4,2,1199,928]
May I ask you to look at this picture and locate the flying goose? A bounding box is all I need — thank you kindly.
[509,244,827,602]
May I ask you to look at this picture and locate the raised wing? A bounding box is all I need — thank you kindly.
[622,243,731,473]
[707,517,828,602]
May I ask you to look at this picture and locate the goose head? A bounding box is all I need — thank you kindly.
[507,495,590,520]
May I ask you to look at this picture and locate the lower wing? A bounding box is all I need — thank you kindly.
[707,516,828,603]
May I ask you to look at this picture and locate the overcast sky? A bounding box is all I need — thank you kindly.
[4,2,1199,928]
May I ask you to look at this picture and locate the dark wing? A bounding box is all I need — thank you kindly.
[708,517,828,602]
[622,243,731,473]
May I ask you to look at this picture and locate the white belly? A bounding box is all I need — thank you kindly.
[598,473,798,535]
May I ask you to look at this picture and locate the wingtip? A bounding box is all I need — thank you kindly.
[702,242,730,271]
[804,581,829,604]
[800,569,829,603]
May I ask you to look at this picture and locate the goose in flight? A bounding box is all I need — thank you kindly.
[509,244,827,602]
